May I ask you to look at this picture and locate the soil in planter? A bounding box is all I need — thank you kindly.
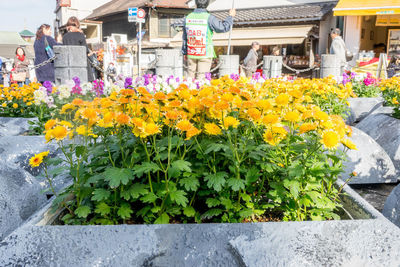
[351,183,399,212]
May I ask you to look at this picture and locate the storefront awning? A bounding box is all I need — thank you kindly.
[169,25,313,47]
[334,0,400,16]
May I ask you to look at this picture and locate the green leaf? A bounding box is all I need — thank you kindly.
[103,167,134,188]
[86,174,104,185]
[46,157,63,166]
[227,178,245,191]
[130,184,149,199]
[204,172,227,192]
[206,198,220,208]
[201,208,223,220]
[283,179,301,199]
[204,143,228,154]
[245,167,261,184]
[183,206,196,217]
[140,192,158,203]
[91,188,111,202]
[220,197,233,210]
[117,203,133,219]
[75,145,86,158]
[239,209,253,218]
[170,190,188,207]
[75,205,91,218]
[154,212,170,224]
[179,176,199,191]
[171,160,192,173]
[95,202,111,216]
[47,166,66,177]
[133,162,161,177]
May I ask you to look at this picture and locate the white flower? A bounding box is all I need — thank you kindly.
[33,89,47,105]
[81,83,93,95]
[58,85,71,100]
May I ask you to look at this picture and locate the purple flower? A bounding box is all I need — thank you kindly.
[230,73,239,81]
[92,80,104,96]
[253,72,261,81]
[124,77,133,89]
[43,81,53,95]
[342,72,351,85]
[205,72,212,81]
[350,72,356,80]
[71,76,82,95]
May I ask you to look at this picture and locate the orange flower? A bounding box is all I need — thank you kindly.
[247,108,261,121]
[186,126,201,140]
[176,120,193,132]
[116,113,130,125]
[262,114,279,125]
[45,119,57,131]
[222,116,240,129]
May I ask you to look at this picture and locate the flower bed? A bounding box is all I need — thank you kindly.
[28,76,360,225]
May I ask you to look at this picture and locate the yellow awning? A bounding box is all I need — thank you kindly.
[334,0,400,16]
[169,25,313,47]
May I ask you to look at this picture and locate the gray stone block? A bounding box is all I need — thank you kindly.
[1,218,400,266]
[383,184,400,228]
[0,167,47,240]
[342,127,398,184]
[345,97,383,125]
[0,136,71,240]
[54,45,88,85]
[0,117,37,137]
[356,113,400,173]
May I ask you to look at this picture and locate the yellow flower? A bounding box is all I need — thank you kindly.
[144,122,161,136]
[45,119,57,131]
[341,138,357,150]
[299,123,316,134]
[29,151,49,168]
[262,114,279,125]
[275,93,290,106]
[222,116,240,129]
[284,111,301,123]
[321,131,340,149]
[1,103,7,107]
[204,123,222,135]
[29,154,43,168]
[52,126,68,141]
[12,103,18,109]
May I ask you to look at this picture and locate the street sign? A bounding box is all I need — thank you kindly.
[128,7,138,22]
[137,8,145,19]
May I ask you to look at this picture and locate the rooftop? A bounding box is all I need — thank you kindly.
[87,0,190,20]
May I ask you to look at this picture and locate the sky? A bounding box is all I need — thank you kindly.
[0,0,55,33]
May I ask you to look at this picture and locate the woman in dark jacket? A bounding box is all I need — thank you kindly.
[13,47,31,86]
[34,24,60,83]
[62,17,95,81]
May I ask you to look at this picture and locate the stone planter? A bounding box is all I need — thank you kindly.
[345,97,383,125]
[0,117,37,137]
[1,180,400,266]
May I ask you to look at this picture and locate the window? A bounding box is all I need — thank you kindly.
[158,14,183,38]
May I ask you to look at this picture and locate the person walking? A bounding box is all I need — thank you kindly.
[62,16,95,82]
[330,28,347,75]
[182,0,236,79]
[34,24,60,84]
[243,41,260,77]
[13,47,30,86]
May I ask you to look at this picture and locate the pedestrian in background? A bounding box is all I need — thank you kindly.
[271,46,280,56]
[63,16,95,81]
[330,28,347,75]
[388,55,400,78]
[243,41,260,77]
[182,0,236,80]
[13,47,30,86]
[34,24,60,84]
